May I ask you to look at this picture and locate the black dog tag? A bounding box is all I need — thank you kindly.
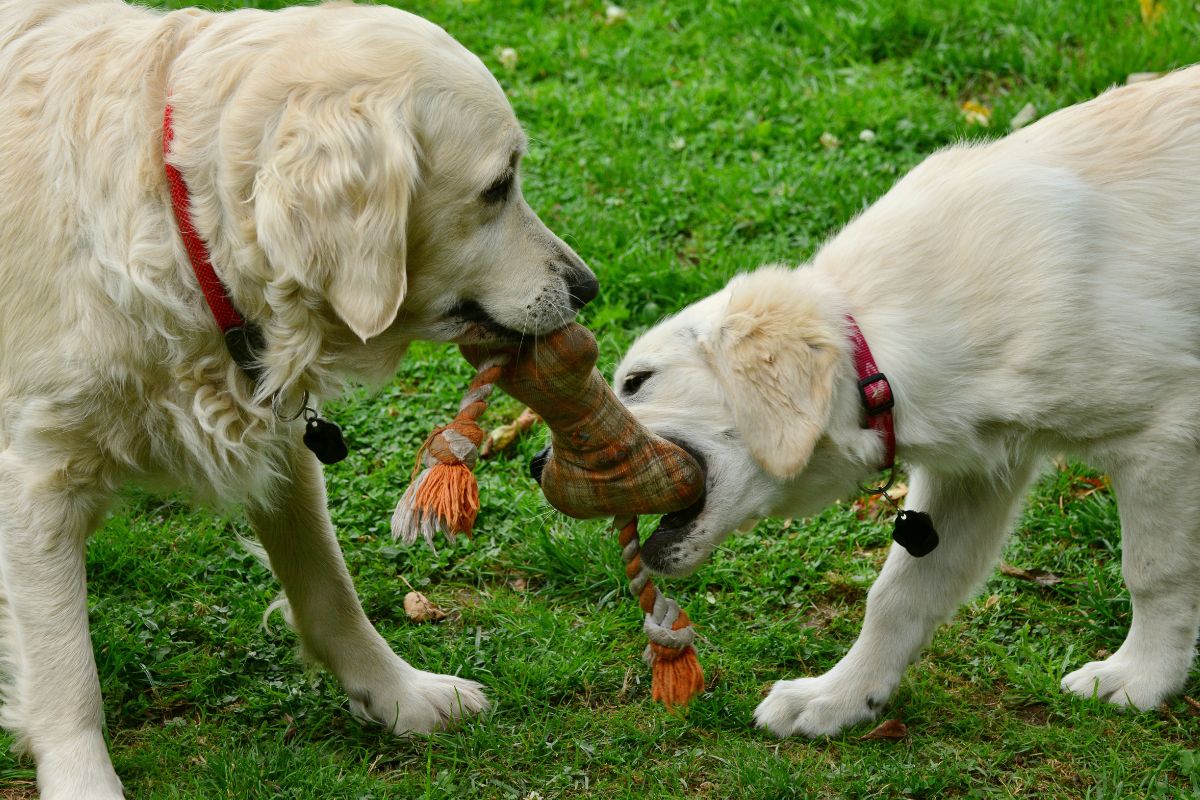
[303,416,348,464]
[892,510,939,557]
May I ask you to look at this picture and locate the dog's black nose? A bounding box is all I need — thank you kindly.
[567,269,599,310]
[529,446,550,483]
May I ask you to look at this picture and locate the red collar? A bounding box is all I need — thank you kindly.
[844,314,895,471]
[163,105,262,378]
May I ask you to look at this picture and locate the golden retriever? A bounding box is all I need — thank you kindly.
[613,67,1200,737]
[0,1,595,796]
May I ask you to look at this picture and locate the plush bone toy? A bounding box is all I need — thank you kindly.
[392,323,707,707]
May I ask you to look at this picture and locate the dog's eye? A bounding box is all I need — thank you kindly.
[481,173,513,205]
[621,370,653,397]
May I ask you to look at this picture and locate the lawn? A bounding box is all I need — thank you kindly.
[4,0,1200,798]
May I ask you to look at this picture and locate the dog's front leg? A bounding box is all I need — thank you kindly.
[754,461,1039,737]
[0,453,122,800]
[246,446,487,734]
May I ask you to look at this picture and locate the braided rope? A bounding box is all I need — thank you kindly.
[616,516,704,706]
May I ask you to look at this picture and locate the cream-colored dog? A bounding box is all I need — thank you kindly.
[0,1,596,797]
[616,67,1200,736]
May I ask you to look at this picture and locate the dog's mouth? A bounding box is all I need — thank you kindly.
[641,439,708,573]
[448,299,526,344]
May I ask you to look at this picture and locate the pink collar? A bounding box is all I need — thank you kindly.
[163,104,262,379]
[844,314,895,471]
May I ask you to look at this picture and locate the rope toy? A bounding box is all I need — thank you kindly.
[393,323,707,707]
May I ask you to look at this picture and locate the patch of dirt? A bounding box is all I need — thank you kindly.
[801,603,842,630]
[1013,702,1051,725]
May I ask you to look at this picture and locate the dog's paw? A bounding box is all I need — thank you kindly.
[753,675,885,738]
[36,732,125,800]
[1060,656,1178,710]
[349,666,488,734]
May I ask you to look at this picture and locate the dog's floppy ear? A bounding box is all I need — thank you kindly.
[700,267,841,479]
[255,92,418,342]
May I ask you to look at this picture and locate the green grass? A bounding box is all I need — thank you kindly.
[4,0,1200,797]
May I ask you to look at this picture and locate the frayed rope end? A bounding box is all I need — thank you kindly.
[645,610,705,708]
[393,357,505,549]
[391,461,479,547]
[648,644,705,709]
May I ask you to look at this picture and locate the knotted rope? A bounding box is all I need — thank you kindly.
[617,516,705,707]
[391,356,507,547]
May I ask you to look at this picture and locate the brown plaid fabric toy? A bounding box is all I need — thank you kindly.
[464,323,702,519]
[393,323,707,707]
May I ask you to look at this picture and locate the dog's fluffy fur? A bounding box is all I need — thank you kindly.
[616,66,1200,737]
[0,1,594,796]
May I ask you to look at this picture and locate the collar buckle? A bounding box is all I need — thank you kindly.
[856,371,894,416]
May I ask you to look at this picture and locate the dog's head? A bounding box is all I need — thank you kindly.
[614,266,875,575]
[170,4,595,391]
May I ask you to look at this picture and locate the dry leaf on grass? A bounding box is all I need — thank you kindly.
[1010,102,1037,130]
[1071,475,1108,499]
[960,99,991,126]
[851,481,907,519]
[1139,0,1164,25]
[860,719,908,740]
[999,563,1062,587]
[403,591,447,623]
[481,407,540,458]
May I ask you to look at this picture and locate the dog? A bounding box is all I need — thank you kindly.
[613,66,1200,737]
[0,1,596,797]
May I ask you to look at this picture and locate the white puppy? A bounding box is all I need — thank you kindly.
[616,66,1200,737]
[0,1,595,797]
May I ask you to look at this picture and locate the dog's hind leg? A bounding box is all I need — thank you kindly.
[1061,446,1200,708]
[0,450,121,800]
[246,445,488,735]
[754,459,1041,738]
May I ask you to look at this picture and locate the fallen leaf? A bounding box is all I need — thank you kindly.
[960,99,992,126]
[861,719,908,740]
[605,4,628,25]
[1070,475,1108,499]
[1139,0,1164,24]
[999,563,1062,587]
[851,482,908,519]
[1010,102,1037,130]
[508,576,528,592]
[403,591,446,623]
[481,407,540,458]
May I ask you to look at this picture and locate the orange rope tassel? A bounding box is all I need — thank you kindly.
[410,461,480,536]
